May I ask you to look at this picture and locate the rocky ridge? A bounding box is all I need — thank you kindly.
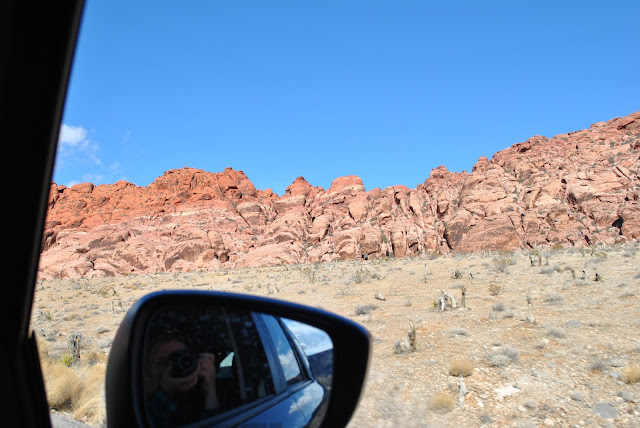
[39,110,640,278]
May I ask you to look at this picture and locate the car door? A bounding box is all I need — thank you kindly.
[249,314,326,428]
[1,1,85,427]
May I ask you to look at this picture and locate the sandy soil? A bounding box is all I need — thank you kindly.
[33,244,640,427]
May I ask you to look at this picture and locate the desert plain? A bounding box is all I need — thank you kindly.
[33,244,640,427]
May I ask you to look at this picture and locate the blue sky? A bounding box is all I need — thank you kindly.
[56,1,640,195]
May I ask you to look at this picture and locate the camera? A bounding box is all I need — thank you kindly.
[167,349,198,378]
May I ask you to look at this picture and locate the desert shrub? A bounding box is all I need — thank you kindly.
[493,252,515,273]
[41,356,107,425]
[60,353,74,367]
[492,302,505,312]
[488,283,503,296]
[619,291,637,298]
[84,351,108,365]
[355,304,378,315]
[336,285,353,297]
[488,345,519,367]
[448,358,474,377]
[428,391,455,413]
[534,341,546,349]
[594,251,608,259]
[479,414,495,424]
[499,346,520,362]
[71,364,107,425]
[544,292,565,304]
[502,310,515,319]
[545,328,567,339]
[588,360,606,372]
[353,267,379,284]
[95,326,110,335]
[621,365,640,383]
[63,312,81,321]
[488,354,512,368]
[38,334,108,426]
[42,359,83,409]
[449,327,470,337]
[451,267,463,279]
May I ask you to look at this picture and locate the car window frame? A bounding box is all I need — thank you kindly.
[183,311,313,428]
[280,318,318,381]
[254,313,313,392]
[2,1,86,427]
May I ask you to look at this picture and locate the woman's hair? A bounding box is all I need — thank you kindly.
[146,330,192,360]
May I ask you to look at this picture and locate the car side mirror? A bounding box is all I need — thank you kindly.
[106,291,370,427]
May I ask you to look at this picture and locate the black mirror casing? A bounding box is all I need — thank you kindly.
[106,291,371,428]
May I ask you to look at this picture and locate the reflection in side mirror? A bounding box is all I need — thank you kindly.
[106,291,370,428]
[143,304,333,428]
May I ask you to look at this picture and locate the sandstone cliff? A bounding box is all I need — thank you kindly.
[39,110,640,278]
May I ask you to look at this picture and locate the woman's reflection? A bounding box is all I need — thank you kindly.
[144,332,220,428]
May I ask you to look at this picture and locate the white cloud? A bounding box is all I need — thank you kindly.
[80,173,105,183]
[59,124,88,147]
[56,123,101,166]
[54,125,131,189]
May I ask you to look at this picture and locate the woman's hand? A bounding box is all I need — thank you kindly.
[198,353,219,410]
[160,363,199,394]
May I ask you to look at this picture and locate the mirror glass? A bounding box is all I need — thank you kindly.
[142,304,333,428]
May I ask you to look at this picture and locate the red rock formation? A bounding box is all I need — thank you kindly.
[39,110,640,278]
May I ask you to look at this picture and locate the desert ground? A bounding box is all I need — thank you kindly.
[34,244,640,427]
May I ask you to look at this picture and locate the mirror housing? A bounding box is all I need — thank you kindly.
[106,291,370,427]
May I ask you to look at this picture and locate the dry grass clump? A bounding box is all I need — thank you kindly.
[42,359,83,409]
[544,292,565,304]
[492,302,505,312]
[84,350,109,365]
[38,338,107,426]
[448,358,474,377]
[488,283,503,296]
[588,359,606,372]
[545,327,567,339]
[449,327,470,337]
[428,391,455,413]
[71,364,106,425]
[479,414,495,424]
[488,345,519,367]
[493,253,515,273]
[355,304,378,315]
[621,365,640,383]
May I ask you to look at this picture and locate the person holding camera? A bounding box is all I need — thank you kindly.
[144,333,220,428]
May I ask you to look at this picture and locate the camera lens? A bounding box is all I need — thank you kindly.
[167,349,198,377]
